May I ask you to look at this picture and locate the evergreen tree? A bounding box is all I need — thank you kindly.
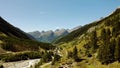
[112,27,118,37]
[114,37,120,62]
[73,46,79,62]
[105,20,111,26]
[67,51,73,58]
[91,31,97,53]
[42,51,52,62]
[109,39,115,62]
[106,28,111,39]
[98,29,107,63]
[101,28,106,42]
[73,46,77,57]
[98,28,114,64]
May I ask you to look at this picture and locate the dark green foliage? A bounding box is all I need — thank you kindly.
[109,39,116,61]
[105,20,111,26]
[67,46,80,62]
[98,29,116,64]
[35,51,54,68]
[0,51,42,62]
[112,27,117,37]
[0,17,31,40]
[0,65,3,68]
[73,46,82,62]
[73,46,77,57]
[53,54,61,61]
[1,42,15,51]
[67,51,73,58]
[106,28,111,39]
[97,9,120,64]
[101,29,106,41]
[42,51,52,62]
[0,36,54,52]
[83,31,98,54]
[52,54,61,65]
[90,31,98,53]
[114,37,120,61]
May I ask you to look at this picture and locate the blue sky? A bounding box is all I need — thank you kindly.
[0,0,120,32]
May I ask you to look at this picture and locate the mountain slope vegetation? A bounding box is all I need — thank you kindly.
[0,17,53,53]
[51,8,120,68]
[54,8,120,44]
[0,17,31,39]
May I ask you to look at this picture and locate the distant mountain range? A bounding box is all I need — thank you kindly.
[28,26,81,43]
[28,29,69,43]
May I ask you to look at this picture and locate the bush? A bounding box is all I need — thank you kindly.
[1,51,42,62]
[0,64,3,68]
[42,51,52,62]
[52,54,61,65]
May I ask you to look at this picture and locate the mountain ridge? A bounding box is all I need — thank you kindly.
[28,29,69,43]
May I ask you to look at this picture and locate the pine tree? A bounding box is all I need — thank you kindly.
[73,46,79,62]
[91,31,97,53]
[101,28,106,42]
[109,39,115,62]
[106,28,111,39]
[73,46,77,57]
[98,28,113,64]
[114,37,120,62]
[98,29,107,63]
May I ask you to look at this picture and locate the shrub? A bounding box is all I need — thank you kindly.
[0,65,3,68]
[1,51,42,62]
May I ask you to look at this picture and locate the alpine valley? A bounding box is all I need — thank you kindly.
[0,7,120,68]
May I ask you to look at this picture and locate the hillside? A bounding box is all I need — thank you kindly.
[55,8,120,44]
[0,17,32,39]
[0,17,53,53]
[51,8,120,68]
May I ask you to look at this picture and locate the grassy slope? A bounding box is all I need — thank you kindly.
[54,8,120,44]
[51,8,120,68]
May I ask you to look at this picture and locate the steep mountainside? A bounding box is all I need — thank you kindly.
[55,8,120,44]
[0,17,53,53]
[52,8,120,67]
[28,29,69,43]
[0,17,31,39]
